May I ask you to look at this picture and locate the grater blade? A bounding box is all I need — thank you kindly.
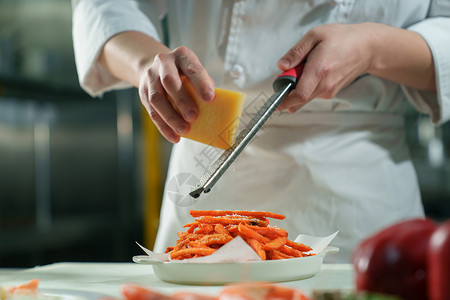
[189,82,294,199]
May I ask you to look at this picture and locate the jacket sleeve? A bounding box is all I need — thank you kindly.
[402,1,450,125]
[71,0,164,97]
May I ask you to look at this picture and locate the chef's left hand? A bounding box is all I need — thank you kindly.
[276,23,373,113]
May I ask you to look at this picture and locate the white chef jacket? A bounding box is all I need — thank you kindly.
[72,0,450,262]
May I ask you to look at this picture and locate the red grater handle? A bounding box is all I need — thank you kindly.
[272,63,305,92]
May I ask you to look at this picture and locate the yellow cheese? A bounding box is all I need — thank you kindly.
[180,80,245,150]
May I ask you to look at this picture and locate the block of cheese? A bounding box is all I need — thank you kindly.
[181,80,245,150]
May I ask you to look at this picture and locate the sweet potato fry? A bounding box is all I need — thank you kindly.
[190,210,286,220]
[226,225,238,232]
[286,240,313,252]
[195,223,214,234]
[198,234,233,246]
[214,224,230,235]
[195,215,270,227]
[268,249,293,260]
[165,210,314,261]
[247,225,288,238]
[177,232,203,241]
[247,238,266,260]
[226,225,239,238]
[274,250,293,259]
[263,237,288,251]
[170,247,216,259]
[7,279,40,294]
[249,217,269,227]
[187,225,197,233]
[280,245,304,258]
[173,238,190,252]
[238,223,270,244]
[196,216,252,226]
[188,240,211,248]
[183,221,197,228]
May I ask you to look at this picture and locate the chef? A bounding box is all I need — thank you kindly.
[71,0,450,262]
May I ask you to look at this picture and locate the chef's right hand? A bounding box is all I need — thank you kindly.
[138,46,215,143]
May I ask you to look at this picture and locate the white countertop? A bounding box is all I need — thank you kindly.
[0,263,355,298]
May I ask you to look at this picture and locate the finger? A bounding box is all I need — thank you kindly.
[147,78,191,136]
[276,88,308,112]
[287,104,303,113]
[156,52,199,123]
[139,83,152,113]
[278,30,318,71]
[148,104,180,144]
[278,59,327,111]
[175,46,215,102]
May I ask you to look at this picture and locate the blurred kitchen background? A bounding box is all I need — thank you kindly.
[0,0,449,268]
[0,0,171,268]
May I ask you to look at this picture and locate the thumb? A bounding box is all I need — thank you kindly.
[278,34,316,71]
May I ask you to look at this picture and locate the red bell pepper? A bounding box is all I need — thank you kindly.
[427,220,450,300]
[352,218,437,300]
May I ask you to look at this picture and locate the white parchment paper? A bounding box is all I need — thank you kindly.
[136,231,338,263]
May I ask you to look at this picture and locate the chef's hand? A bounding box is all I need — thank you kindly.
[276,23,373,113]
[139,46,215,143]
[277,22,436,113]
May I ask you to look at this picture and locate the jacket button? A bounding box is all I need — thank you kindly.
[230,64,245,79]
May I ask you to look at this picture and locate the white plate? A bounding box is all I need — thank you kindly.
[133,246,339,285]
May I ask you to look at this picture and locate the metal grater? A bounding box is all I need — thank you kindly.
[189,64,304,199]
